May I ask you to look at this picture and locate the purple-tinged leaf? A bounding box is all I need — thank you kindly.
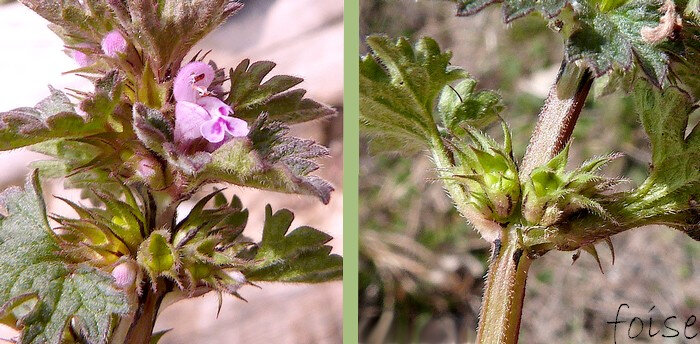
[0,71,123,151]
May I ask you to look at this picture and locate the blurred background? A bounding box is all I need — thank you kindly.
[359,1,700,343]
[0,0,343,343]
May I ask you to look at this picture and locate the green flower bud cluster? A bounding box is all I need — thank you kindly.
[447,125,622,230]
[56,185,251,297]
[138,189,251,296]
[451,124,520,223]
[521,144,623,227]
[53,185,147,266]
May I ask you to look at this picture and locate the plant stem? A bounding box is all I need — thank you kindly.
[120,195,178,344]
[476,229,531,344]
[520,62,594,178]
[123,279,168,344]
[475,60,594,343]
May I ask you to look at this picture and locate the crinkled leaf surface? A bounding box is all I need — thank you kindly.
[0,71,123,151]
[244,205,342,283]
[438,79,504,136]
[448,0,672,87]
[0,173,128,344]
[200,115,334,204]
[451,0,569,22]
[566,0,669,86]
[360,36,469,152]
[630,82,699,217]
[227,59,336,124]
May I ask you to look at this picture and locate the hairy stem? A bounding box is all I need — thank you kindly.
[120,195,179,343]
[538,198,700,252]
[476,229,531,344]
[476,60,594,343]
[520,62,594,178]
[123,278,168,344]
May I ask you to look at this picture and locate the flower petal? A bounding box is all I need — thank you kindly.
[200,118,227,143]
[197,96,232,118]
[219,116,250,137]
[174,62,216,102]
[175,101,211,151]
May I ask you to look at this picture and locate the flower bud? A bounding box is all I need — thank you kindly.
[521,147,621,226]
[126,153,166,189]
[112,261,138,289]
[101,30,128,57]
[227,270,247,284]
[222,270,247,294]
[70,44,95,67]
[453,127,520,222]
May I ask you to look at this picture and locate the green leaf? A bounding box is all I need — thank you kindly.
[30,139,99,178]
[565,0,669,86]
[136,63,168,109]
[227,59,336,124]
[451,0,570,23]
[360,36,469,151]
[92,191,145,252]
[628,82,699,223]
[0,173,129,344]
[173,189,248,250]
[438,79,504,136]
[244,205,342,283]
[0,71,123,151]
[200,116,334,204]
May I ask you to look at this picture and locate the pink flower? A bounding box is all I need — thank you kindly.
[101,30,128,57]
[70,44,94,67]
[173,62,249,152]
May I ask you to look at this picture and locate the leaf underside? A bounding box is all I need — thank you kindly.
[360,36,503,153]
[0,72,123,151]
[629,82,700,226]
[360,36,468,152]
